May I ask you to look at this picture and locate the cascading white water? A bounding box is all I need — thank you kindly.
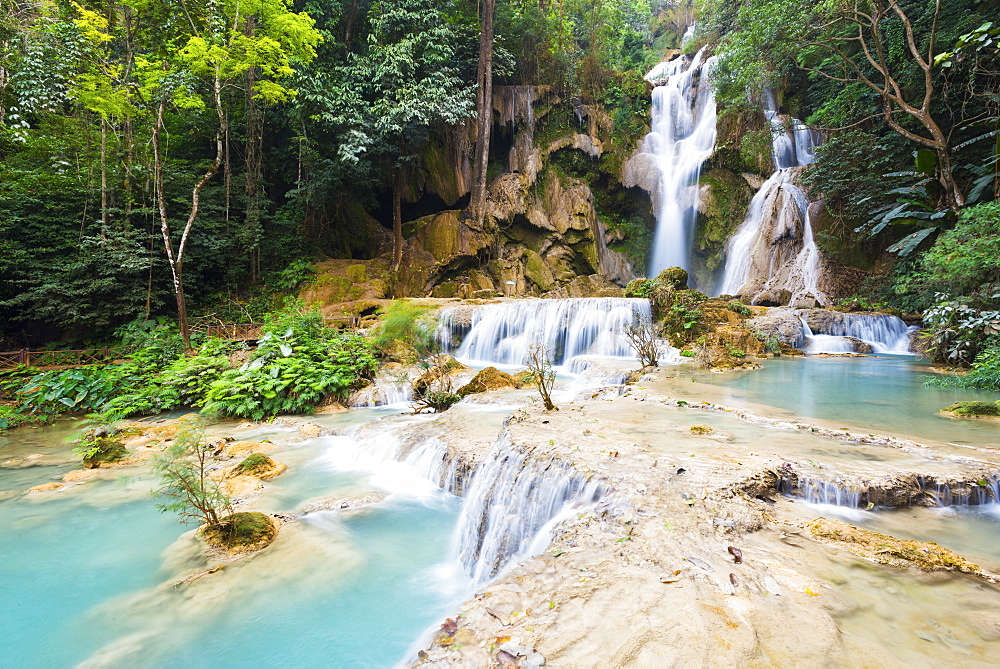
[795,477,863,508]
[349,377,413,407]
[800,312,916,354]
[717,92,828,306]
[453,432,610,585]
[624,49,717,279]
[438,298,652,368]
[318,415,613,588]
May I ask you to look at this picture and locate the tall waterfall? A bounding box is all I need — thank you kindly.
[438,298,651,368]
[624,49,717,279]
[717,92,828,307]
[454,432,609,585]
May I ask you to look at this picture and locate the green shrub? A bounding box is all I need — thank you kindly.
[16,367,117,422]
[726,300,751,316]
[372,300,437,361]
[203,305,376,420]
[75,431,128,468]
[926,341,1000,390]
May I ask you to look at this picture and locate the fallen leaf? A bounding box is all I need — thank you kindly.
[729,573,738,586]
[660,569,684,584]
[804,587,820,597]
[728,546,744,564]
[441,618,458,635]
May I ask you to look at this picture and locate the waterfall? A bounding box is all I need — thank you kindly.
[717,92,828,307]
[319,415,614,587]
[927,475,1000,507]
[453,432,610,585]
[800,312,917,354]
[349,377,413,407]
[438,298,652,368]
[624,49,717,279]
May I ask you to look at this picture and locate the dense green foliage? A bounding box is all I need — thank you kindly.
[0,304,376,428]
[202,305,377,420]
[0,0,662,347]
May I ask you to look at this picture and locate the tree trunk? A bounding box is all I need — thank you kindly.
[153,69,226,351]
[172,262,191,347]
[935,148,965,210]
[468,0,495,226]
[100,119,108,230]
[392,170,403,271]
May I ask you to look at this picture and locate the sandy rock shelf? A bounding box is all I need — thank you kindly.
[413,383,1000,667]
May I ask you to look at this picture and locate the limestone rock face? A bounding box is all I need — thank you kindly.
[299,90,638,306]
[745,307,805,346]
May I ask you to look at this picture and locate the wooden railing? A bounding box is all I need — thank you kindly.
[0,346,134,369]
[204,316,361,341]
[1,316,363,368]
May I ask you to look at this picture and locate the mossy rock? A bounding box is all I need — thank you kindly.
[692,168,753,287]
[942,401,1000,417]
[457,367,517,397]
[202,512,278,555]
[655,266,689,290]
[624,278,653,298]
[80,432,128,469]
[807,518,985,577]
[234,453,281,478]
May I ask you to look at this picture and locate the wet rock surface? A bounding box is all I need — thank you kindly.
[411,371,1000,667]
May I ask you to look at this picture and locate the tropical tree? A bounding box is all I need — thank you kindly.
[336,0,475,270]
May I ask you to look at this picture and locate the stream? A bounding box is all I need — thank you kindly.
[2,318,999,665]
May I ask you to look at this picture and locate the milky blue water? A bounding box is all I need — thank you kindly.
[0,415,467,668]
[689,355,999,446]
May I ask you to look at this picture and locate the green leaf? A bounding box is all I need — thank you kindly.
[914,149,937,177]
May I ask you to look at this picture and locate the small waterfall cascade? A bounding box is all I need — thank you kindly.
[798,318,854,354]
[322,419,463,495]
[349,375,414,407]
[717,92,828,307]
[454,432,611,585]
[924,474,1000,507]
[325,417,615,587]
[623,49,718,279]
[779,473,1000,510]
[800,312,916,354]
[438,298,652,368]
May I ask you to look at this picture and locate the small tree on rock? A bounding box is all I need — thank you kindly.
[624,313,659,368]
[525,342,557,411]
[153,421,231,528]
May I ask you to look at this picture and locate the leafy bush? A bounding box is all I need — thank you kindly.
[926,340,1000,390]
[16,367,117,422]
[203,305,376,420]
[372,300,438,361]
[75,430,128,468]
[726,300,751,316]
[919,202,1000,296]
[922,295,1000,365]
